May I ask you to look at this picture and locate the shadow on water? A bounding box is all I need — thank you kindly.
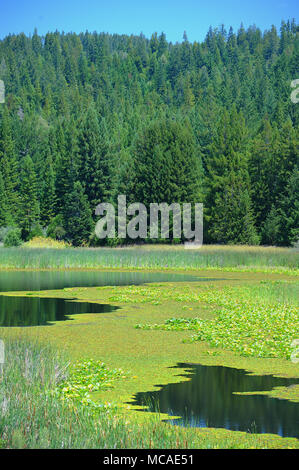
[0,271,222,292]
[0,296,119,327]
[131,363,299,439]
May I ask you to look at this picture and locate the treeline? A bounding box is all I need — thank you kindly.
[0,20,298,246]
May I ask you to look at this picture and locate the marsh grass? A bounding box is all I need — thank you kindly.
[0,245,298,273]
[237,280,299,306]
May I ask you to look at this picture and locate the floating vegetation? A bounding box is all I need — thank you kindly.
[135,284,299,359]
[55,359,128,413]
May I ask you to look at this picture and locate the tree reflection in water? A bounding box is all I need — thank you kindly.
[0,295,118,326]
[132,363,299,439]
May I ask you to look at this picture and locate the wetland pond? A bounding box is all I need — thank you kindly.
[131,363,299,439]
[0,296,119,326]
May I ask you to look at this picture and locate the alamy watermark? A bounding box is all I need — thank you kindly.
[290,79,299,104]
[0,80,5,103]
[290,339,299,364]
[94,195,203,247]
[0,340,4,373]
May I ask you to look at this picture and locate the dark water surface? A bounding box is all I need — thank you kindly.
[131,363,299,439]
[0,270,205,327]
[0,270,202,292]
[0,295,118,326]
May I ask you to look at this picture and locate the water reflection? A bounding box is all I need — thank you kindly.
[0,271,203,292]
[0,295,118,326]
[131,363,299,439]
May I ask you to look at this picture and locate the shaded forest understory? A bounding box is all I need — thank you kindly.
[0,21,298,246]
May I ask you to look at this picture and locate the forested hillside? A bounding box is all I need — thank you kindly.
[0,21,298,246]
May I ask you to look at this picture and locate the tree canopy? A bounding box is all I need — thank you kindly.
[0,21,298,245]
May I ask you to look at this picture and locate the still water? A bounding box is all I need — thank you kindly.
[0,270,201,292]
[131,363,299,439]
[0,296,119,327]
[0,270,202,326]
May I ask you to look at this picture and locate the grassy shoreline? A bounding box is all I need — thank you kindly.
[0,245,298,274]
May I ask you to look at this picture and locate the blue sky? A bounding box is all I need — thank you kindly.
[0,0,298,42]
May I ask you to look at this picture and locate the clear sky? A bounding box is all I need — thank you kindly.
[0,0,298,43]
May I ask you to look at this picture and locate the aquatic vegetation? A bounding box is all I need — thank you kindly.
[56,359,127,413]
[135,317,202,330]
[190,302,299,359]
[135,284,299,359]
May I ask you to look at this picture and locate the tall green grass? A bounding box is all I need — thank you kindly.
[0,245,298,272]
[237,280,299,306]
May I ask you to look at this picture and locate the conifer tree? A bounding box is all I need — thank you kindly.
[40,150,57,226]
[0,108,19,221]
[278,167,299,246]
[133,118,202,207]
[77,106,111,210]
[205,107,258,243]
[19,156,40,239]
[0,170,8,226]
[63,181,93,246]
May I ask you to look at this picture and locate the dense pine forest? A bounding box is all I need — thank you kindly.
[0,21,298,247]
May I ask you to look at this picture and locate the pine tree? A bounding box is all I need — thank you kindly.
[0,108,19,221]
[261,206,282,246]
[133,118,202,206]
[132,118,203,241]
[209,170,259,244]
[63,181,93,246]
[249,119,278,229]
[55,119,79,212]
[205,107,257,243]
[278,167,299,246]
[19,156,40,239]
[0,170,8,226]
[40,150,57,226]
[77,106,111,210]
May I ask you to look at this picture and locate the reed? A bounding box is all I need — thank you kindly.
[0,245,297,272]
